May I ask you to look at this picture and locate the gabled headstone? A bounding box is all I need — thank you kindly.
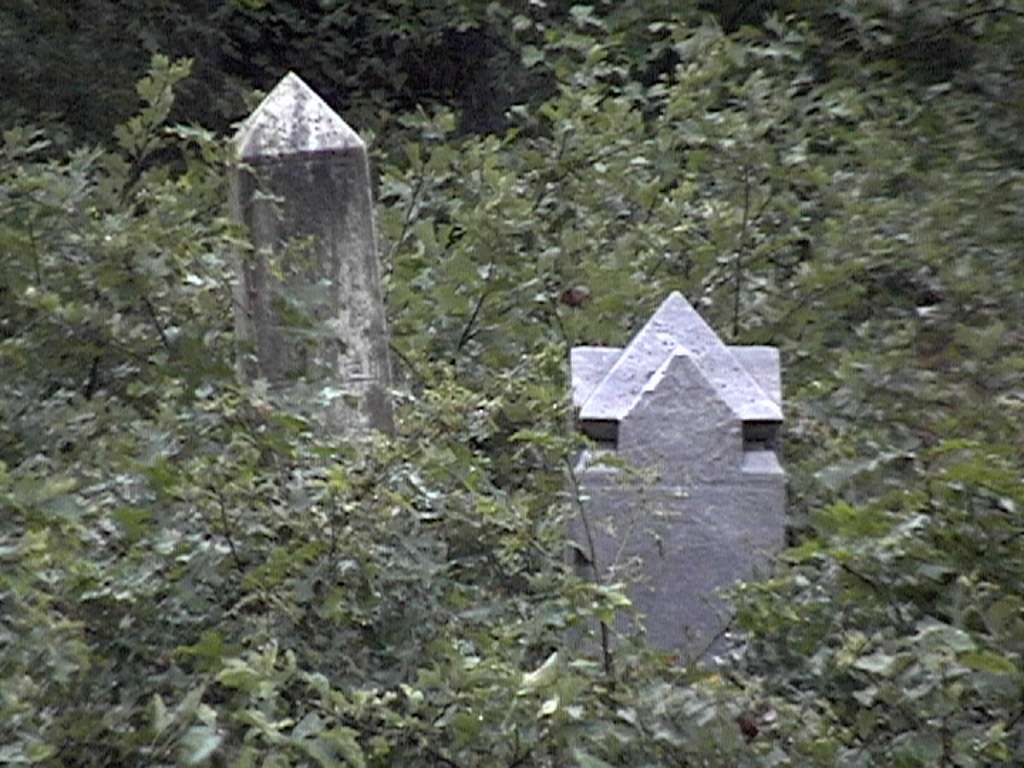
[230,73,393,433]
[570,292,785,658]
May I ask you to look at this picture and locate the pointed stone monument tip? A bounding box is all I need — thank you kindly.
[234,72,365,162]
[578,291,782,424]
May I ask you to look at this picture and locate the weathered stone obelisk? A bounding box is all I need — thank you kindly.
[230,73,393,433]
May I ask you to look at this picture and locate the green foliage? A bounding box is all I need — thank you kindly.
[4,2,1024,767]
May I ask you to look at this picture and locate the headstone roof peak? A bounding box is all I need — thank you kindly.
[234,72,364,160]
[577,291,782,423]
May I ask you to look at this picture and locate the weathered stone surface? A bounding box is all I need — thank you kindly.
[570,292,785,658]
[579,292,782,424]
[230,73,393,433]
[731,346,782,406]
[235,73,365,160]
[570,347,622,409]
[573,474,785,655]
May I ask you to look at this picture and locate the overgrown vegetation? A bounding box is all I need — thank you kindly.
[2,1,1023,765]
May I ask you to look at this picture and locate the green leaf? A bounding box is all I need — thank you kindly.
[152,694,172,736]
[960,651,1019,677]
[853,652,898,677]
[174,686,207,725]
[539,695,560,718]
[522,46,545,68]
[178,725,223,766]
[299,727,366,768]
[520,651,560,692]
[24,742,57,764]
[215,659,261,691]
[573,748,615,768]
[113,506,153,542]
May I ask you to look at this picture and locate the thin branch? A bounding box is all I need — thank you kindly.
[212,489,245,574]
[546,295,571,350]
[564,456,615,678]
[386,175,426,267]
[694,615,736,662]
[388,340,426,386]
[120,254,172,351]
[837,561,883,593]
[455,284,491,354]
[873,6,1024,59]
[83,353,102,400]
[733,163,752,340]
[141,291,171,350]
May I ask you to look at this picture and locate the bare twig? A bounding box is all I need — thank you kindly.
[388,340,426,386]
[873,6,1024,59]
[733,163,752,340]
[564,456,615,678]
[141,291,171,350]
[455,283,491,354]
[386,175,426,267]
[211,489,245,574]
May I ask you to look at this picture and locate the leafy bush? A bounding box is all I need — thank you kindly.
[3,2,1024,765]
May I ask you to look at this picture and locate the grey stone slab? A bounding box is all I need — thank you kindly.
[619,348,742,482]
[572,475,785,656]
[570,347,622,411]
[741,449,784,477]
[730,346,782,407]
[230,73,393,433]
